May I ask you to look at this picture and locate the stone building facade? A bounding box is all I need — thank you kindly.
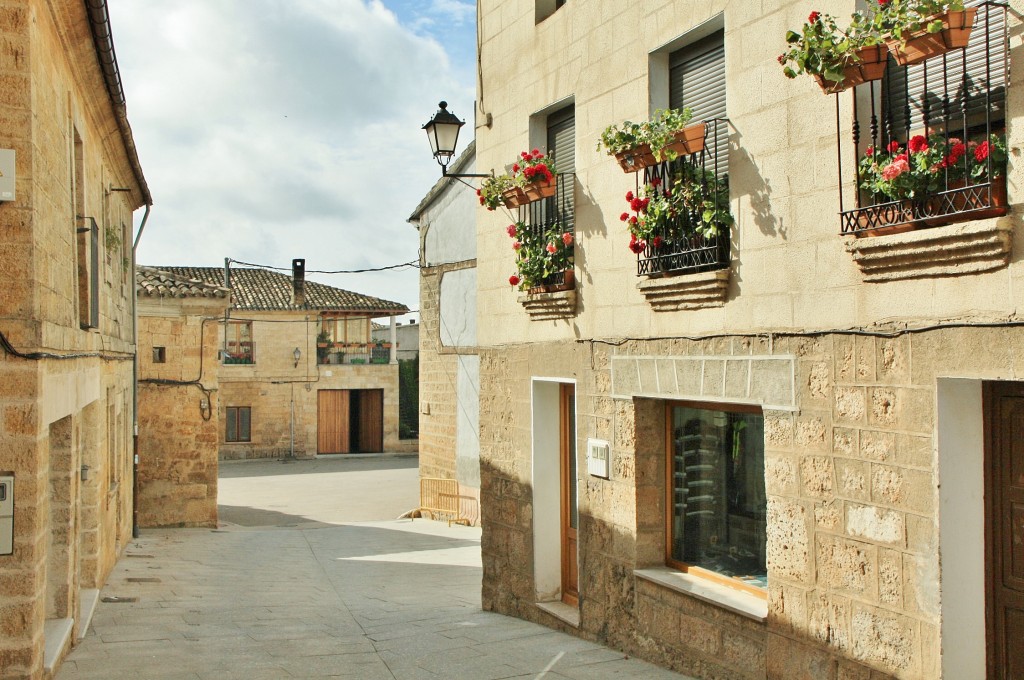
[473,1,1022,678]
[410,143,482,524]
[135,268,229,529]
[0,1,150,677]
[150,264,412,459]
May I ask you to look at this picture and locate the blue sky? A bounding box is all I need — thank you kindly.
[108,0,477,319]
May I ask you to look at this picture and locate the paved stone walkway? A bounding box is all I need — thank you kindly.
[58,457,689,679]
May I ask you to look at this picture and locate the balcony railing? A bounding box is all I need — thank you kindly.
[636,118,731,277]
[838,1,1008,236]
[517,172,575,290]
[222,342,254,365]
[317,343,391,365]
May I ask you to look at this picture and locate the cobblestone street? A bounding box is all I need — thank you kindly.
[56,456,688,679]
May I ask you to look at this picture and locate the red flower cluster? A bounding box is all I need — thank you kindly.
[808,11,821,23]
[509,275,520,287]
[907,135,928,153]
[506,224,517,237]
[515,149,555,184]
[887,140,901,153]
[628,235,646,254]
[974,140,992,163]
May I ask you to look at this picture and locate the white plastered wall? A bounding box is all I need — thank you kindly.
[531,378,575,602]
[936,378,985,679]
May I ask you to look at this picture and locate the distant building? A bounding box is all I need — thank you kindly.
[135,267,230,528]
[0,1,151,676]
[372,320,419,361]
[147,262,413,458]
[409,141,480,524]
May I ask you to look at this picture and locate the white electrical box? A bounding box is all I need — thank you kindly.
[0,150,14,201]
[0,475,13,556]
[587,439,611,479]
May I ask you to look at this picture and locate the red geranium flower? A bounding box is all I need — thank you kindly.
[974,140,991,163]
[561,232,573,246]
[908,135,928,153]
[512,241,521,251]
[808,11,821,23]
[887,140,901,153]
[512,163,520,173]
[506,224,517,237]
[865,146,874,157]
[509,275,520,286]
[619,212,629,222]
[630,197,644,211]
[652,236,664,249]
[651,177,661,187]
[625,191,634,201]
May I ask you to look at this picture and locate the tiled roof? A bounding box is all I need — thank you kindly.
[142,266,408,314]
[136,266,231,299]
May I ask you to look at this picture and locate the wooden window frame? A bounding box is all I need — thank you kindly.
[225,406,251,443]
[663,399,767,599]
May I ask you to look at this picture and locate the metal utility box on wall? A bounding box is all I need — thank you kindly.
[0,150,14,201]
[0,475,13,556]
[587,438,610,479]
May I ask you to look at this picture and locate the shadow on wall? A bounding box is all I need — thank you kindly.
[477,454,919,680]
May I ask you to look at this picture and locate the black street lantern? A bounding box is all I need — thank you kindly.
[422,101,465,171]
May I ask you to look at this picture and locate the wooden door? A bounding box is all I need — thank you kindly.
[986,381,1024,678]
[356,389,384,453]
[560,384,578,606]
[317,390,350,454]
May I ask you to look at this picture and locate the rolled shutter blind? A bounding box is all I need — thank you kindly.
[670,30,727,177]
[884,0,1006,137]
[547,106,575,229]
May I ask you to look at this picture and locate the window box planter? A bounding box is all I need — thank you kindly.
[523,176,558,202]
[527,269,574,295]
[501,186,529,209]
[662,123,707,157]
[886,8,976,66]
[615,145,658,173]
[812,44,888,94]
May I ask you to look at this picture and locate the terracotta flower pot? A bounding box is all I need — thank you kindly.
[814,44,888,95]
[662,122,707,157]
[615,144,658,173]
[501,186,529,209]
[524,176,557,202]
[886,9,976,67]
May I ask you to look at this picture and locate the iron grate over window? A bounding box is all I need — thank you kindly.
[636,118,731,277]
[838,1,1008,236]
[517,172,575,288]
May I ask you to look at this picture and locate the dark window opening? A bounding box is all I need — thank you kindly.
[225,406,251,443]
[152,347,166,363]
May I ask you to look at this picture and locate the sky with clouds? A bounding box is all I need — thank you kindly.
[108,0,478,320]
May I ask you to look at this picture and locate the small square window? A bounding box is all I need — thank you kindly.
[152,347,166,363]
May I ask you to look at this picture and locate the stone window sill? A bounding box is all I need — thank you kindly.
[535,600,580,628]
[517,289,577,320]
[636,268,729,311]
[634,567,767,622]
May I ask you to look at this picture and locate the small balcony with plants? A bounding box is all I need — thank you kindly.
[779,0,1011,281]
[599,110,733,311]
[480,149,577,320]
[316,330,391,366]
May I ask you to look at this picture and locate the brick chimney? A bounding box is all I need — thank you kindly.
[292,258,305,306]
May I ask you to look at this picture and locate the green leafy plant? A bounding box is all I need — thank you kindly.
[619,166,732,254]
[104,225,122,251]
[859,134,966,200]
[779,10,883,87]
[873,0,966,38]
[968,133,1008,181]
[597,107,695,161]
[505,221,574,291]
[478,174,515,211]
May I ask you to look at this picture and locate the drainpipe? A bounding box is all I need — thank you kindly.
[131,203,151,539]
[389,315,398,364]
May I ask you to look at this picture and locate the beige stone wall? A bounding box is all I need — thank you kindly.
[417,264,460,480]
[478,327,1024,678]
[475,0,1024,346]
[217,311,407,459]
[0,1,146,677]
[137,298,225,528]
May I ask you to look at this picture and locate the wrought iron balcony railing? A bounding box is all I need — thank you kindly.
[516,172,575,290]
[636,118,731,277]
[837,1,1008,236]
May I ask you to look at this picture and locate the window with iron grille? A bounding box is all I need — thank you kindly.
[225,406,251,443]
[636,30,731,277]
[518,104,575,290]
[839,1,1008,235]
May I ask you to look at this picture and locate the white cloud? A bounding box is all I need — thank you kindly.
[109,0,477,316]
